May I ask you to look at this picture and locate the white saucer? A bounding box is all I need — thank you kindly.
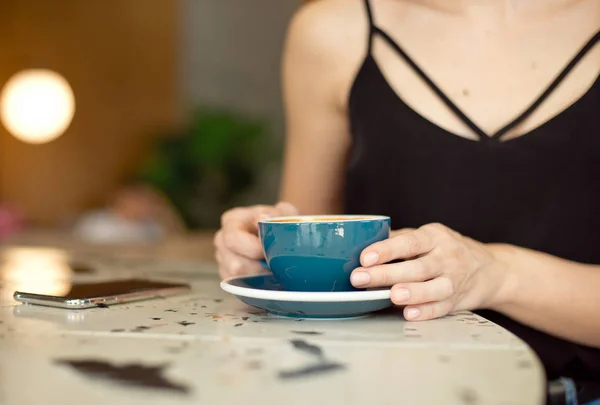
[220,274,392,319]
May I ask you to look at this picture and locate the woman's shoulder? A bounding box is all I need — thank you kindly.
[293,0,366,25]
[286,0,368,58]
[284,0,374,106]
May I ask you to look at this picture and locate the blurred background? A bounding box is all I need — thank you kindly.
[0,0,301,251]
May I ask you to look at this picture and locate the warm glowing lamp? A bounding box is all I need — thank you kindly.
[0,247,72,302]
[0,69,75,144]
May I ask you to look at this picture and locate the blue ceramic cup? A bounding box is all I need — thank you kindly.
[258,215,390,292]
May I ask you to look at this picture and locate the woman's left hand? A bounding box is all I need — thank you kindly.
[350,223,505,321]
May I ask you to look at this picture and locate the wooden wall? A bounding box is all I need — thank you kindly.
[0,0,180,225]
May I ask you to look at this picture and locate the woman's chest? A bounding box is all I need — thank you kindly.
[362,0,600,140]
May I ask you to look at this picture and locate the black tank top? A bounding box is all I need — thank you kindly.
[345,0,600,383]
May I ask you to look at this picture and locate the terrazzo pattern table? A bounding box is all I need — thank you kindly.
[0,246,545,405]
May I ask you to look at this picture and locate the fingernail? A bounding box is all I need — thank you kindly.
[363,252,379,267]
[351,271,371,287]
[392,288,411,302]
[405,308,421,320]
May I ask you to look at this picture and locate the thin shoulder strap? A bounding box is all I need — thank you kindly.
[363,0,376,54]
[373,27,600,141]
[492,30,600,139]
[374,27,490,140]
[362,0,489,139]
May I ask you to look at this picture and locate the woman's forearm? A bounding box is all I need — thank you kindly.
[488,243,600,348]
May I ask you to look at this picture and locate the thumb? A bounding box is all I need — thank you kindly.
[250,203,298,231]
[275,201,300,216]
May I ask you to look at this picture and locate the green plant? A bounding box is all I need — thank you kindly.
[136,108,279,229]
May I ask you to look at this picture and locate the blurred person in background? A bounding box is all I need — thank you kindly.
[73,182,184,244]
[215,0,600,402]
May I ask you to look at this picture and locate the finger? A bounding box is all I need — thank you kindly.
[220,208,269,260]
[350,256,439,288]
[403,299,454,321]
[361,228,435,267]
[216,252,229,280]
[215,249,224,264]
[218,202,299,264]
[216,222,264,261]
[219,203,300,261]
[389,277,454,305]
[222,205,271,230]
[224,203,299,233]
[220,222,264,260]
[254,203,299,232]
[274,201,300,216]
[220,253,266,279]
[390,228,416,237]
[213,230,223,250]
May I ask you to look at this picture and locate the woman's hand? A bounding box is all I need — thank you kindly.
[350,223,505,321]
[215,202,299,279]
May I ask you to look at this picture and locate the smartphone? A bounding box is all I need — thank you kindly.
[13,279,191,309]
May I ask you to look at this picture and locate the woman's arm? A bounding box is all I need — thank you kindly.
[279,1,366,214]
[350,223,600,349]
[489,244,600,348]
[215,1,371,279]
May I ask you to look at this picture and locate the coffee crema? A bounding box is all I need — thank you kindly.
[266,216,373,223]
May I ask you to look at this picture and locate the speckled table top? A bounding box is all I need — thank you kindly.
[0,245,545,405]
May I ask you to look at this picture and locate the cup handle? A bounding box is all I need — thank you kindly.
[259,259,269,270]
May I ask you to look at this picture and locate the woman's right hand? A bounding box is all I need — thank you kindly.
[214,202,299,279]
